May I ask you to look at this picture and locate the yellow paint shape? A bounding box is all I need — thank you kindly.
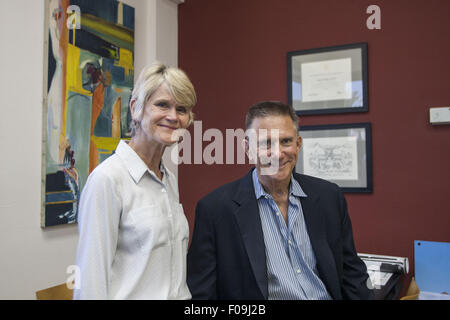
[46,200,77,205]
[112,97,122,138]
[117,2,124,26]
[46,190,73,195]
[81,14,134,47]
[115,48,133,74]
[66,44,91,96]
[90,136,122,152]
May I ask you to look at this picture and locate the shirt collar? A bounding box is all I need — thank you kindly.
[115,140,167,184]
[290,173,307,198]
[252,168,267,200]
[252,168,307,199]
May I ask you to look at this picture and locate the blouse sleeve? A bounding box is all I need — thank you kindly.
[73,169,121,299]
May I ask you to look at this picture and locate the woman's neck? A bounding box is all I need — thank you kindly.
[128,136,166,180]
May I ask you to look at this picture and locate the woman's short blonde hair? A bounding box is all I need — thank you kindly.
[130,62,197,136]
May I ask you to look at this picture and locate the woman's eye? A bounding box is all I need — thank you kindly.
[177,107,187,114]
[156,102,168,108]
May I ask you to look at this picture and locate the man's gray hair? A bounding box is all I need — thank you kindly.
[245,101,299,131]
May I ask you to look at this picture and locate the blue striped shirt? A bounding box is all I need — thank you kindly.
[252,169,332,300]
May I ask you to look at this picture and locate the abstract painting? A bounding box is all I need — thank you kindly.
[42,0,135,227]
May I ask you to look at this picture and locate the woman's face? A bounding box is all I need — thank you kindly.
[134,82,190,146]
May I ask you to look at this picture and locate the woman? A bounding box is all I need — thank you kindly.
[74,63,196,299]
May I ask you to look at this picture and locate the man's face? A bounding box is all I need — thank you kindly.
[245,115,302,183]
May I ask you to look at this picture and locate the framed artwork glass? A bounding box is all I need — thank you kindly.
[287,43,368,115]
[296,122,373,193]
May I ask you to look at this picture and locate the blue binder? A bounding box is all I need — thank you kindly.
[414,240,450,294]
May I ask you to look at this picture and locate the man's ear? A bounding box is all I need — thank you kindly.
[297,135,302,150]
[242,137,249,158]
[243,136,258,164]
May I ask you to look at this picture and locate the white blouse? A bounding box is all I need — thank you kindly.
[73,140,191,300]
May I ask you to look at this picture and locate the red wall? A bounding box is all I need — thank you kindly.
[178,0,450,296]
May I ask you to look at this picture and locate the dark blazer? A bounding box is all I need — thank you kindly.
[187,169,374,300]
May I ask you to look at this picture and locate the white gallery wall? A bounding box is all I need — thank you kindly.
[0,0,180,299]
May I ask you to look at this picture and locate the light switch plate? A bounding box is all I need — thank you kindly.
[430,107,450,125]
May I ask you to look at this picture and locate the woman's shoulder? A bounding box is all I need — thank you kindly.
[86,154,127,186]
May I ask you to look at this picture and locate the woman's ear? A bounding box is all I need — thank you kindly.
[129,99,137,119]
[187,111,195,127]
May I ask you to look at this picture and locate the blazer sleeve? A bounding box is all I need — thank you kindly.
[187,199,218,299]
[338,190,375,300]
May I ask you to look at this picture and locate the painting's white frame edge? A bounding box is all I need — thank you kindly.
[41,0,51,228]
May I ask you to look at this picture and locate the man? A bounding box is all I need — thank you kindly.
[187,101,373,300]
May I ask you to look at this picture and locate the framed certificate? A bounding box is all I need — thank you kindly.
[296,123,372,193]
[287,43,368,115]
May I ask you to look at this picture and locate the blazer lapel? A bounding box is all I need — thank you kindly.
[296,175,342,300]
[232,170,268,299]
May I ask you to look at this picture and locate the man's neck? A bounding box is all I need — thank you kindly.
[256,169,291,224]
[257,171,290,199]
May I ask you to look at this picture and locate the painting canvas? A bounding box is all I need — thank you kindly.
[42,0,135,227]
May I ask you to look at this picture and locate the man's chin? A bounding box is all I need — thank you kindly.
[258,165,292,179]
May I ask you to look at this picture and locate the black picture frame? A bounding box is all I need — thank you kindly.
[287,43,368,116]
[296,122,373,193]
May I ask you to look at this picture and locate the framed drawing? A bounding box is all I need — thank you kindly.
[296,123,372,193]
[42,0,135,227]
[287,43,368,115]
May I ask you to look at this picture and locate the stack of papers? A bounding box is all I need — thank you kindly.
[364,260,393,288]
[358,253,409,289]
